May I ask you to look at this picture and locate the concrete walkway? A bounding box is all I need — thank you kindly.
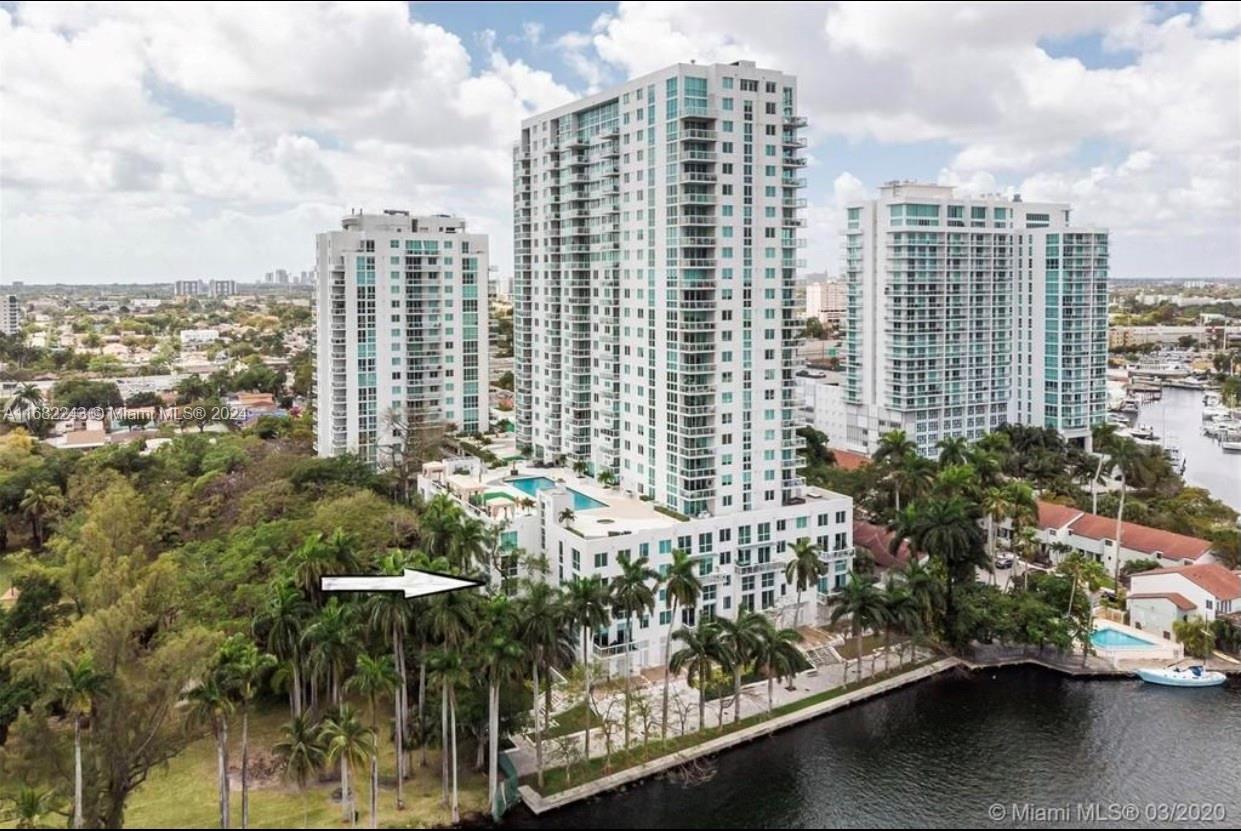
[514,652,953,814]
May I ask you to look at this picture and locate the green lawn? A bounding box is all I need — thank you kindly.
[123,701,488,829]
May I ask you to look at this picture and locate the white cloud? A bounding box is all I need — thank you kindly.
[0,2,575,282]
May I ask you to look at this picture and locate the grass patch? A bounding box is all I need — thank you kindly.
[541,701,595,740]
[525,658,935,796]
[122,700,487,829]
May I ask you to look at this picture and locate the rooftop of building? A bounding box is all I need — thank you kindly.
[335,211,471,235]
[1131,563,1241,601]
[421,461,847,539]
[1036,500,1213,562]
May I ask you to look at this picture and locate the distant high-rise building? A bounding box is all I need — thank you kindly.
[315,211,489,464]
[174,279,203,297]
[806,279,846,327]
[843,182,1109,456]
[208,279,237,298]
[1,294,21,335]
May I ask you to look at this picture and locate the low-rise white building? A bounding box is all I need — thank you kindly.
[1030,501,1216,574]
[419,462,854,676]
[1127,563,1240,641]
[798,372,848,448]
[179,329,220,350]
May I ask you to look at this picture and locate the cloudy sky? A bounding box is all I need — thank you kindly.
[2,1,1238,284]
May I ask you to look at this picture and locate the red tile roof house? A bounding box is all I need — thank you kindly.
[1031,501,1216,574]
[1127,564,1241,641]
[852,520,914,574]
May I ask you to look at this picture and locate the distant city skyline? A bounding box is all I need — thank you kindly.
[2,1,1238,284]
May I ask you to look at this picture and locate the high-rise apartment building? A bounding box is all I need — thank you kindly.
[1,294,20,335]
[843,182,1108,457]
[174,279,203,297]
[514,60,808,518]
[314,211,489,464]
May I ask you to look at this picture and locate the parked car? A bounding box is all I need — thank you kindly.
[995,554,1015,570]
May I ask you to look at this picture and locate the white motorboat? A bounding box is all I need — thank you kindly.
[1222,435,1241,453]
[1136,665,1226,687]
[1130,424,1158,441]
[1203,404,1232,420]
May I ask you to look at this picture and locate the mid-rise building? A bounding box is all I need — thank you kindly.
[843,182,1108,456]
[174,279,203,298]
[208,279,237,298]
[1,294,20,335]
[315,211,489,464]
[806,278,846,326]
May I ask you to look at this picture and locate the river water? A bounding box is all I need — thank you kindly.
[503,667,1241,828]
[1136,387,1241,511]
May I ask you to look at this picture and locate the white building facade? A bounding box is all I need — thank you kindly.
[315,211,489,464]
[843,183,1108,456]
[1,294,20,335]
[806,279,846,326]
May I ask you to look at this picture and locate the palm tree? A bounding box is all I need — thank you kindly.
[1173,616,1215,659]
[52,656,106,830]
[288,530,359,604]
[346,654,398,829]
[449,516,489,572]
[557,507,576,527]
[829,573,888,683]
[19,484,62,549]
[223,639,277,830]
[1103,437,1150,588]
[716,610,766,722]
[273,714,327,829]
[669,622,722,732]
[418,494,461,560]
[936,436,970,468]
[749,616,803,714]
[477,596,524,817]
[901,558,943,635]
[428,650,471,823]
[366,550,414,807]
[321,704,375,828]
[562,575,611,762]
[598,469,618,488]
[183,674,235,830]
[5,787,59,830]
[891,497,988,642]
[981,486,1013,582]
[659,549,702,739]
[425,576,475,790]
[874,430,917,511]
[610,552,658,750]
[515,582,572,789]
[1089,422,1120,514]
[3,382,42,422]
[303,598,358,709]
[784,538,825,629]
[881,576,920,670]
[254,581,310,718]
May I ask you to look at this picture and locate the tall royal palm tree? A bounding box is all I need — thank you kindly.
[1103,437,1150,589]
[222,638,277,829]
[829,573,888,683]
[183,673,235,830]
[659,549,702,739]
[874,430,918,511]
[52,656,106,830]
[303,598,359,709]
[477,596,525,817]
[273,714,327,830]
[366,549,414,807]
[428,650,471,824]
[418,494,461,560]
[901,557,943,636]
[881,576,920,670]
[19,483,62,549]
[1089,422,1120,514]
[425,575,475,790]
[321,703,376,828]
[716,610,766,723]
[254,581,311,718]
[669,621,725,731]
[346,653,398,829]
[449,516,489,573]
[288,530,359,605]
[748,616,803,714]
[784,538,826,629]
[981,486,1014,582]
[515,582,572,789]
[562,575,611,762]
[610,552,659,750]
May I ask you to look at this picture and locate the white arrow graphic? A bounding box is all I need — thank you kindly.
[321,568,484,599]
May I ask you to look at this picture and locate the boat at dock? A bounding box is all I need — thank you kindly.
[1136,665,1226,687]
[1221,433,1241,453]
[1129,424,1158,441]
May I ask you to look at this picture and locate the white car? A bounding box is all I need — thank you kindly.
[994,554,1015,570]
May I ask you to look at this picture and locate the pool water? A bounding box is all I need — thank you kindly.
[507,477,606,511]
[1091,628,1155,649]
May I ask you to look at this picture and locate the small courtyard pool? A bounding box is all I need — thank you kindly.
[1091,628,1157,649]
[507,476,606,511]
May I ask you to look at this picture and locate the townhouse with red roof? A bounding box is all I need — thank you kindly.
[1030,501,1216,574]
[1127,563,1240,641]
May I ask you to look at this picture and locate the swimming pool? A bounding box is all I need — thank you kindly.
[507,477,606,511]
[1091,628,1156,649]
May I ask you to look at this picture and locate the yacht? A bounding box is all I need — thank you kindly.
[1221,432,1241,453]
[1130,424,1158,441]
